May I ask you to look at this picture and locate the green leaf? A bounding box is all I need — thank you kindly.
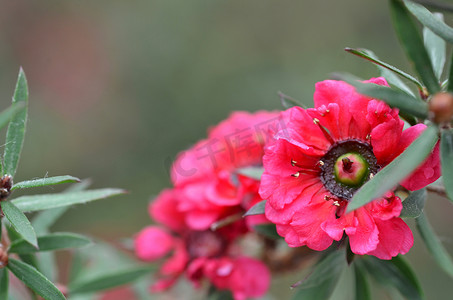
[0,103,26,132]
[278,91,306,109]
[448,52,453,93]
[405,1,453,44]
[354,263,371,300]
[69,266,152,294]
[253,224,281,239]
[8,232,91,254]
[334,73,428,119]
[292,274,341,300]
[11,188,126,212]
[0,268,8,300]
[292,250,346,289]
[390,0,440,95]
[12,175,80,191]
[38,252,58,282]
[32,207,71,236]
[400,188,427,218]
[441,129,453,201]
[3,68,29,177]
[423,13,446,80]
[361,255,423,300]
[348,124,438,212]
[32,180,92,235]
[208,288,234,300]
[1,201,37,247]
[347,48,416,97]
[414,1,453,13]
[236,167,263,180]
[416,212,453,279]
[345,47,423,91]
[7,258,66,300]
[243,200,266,216]
[291,250,346,300]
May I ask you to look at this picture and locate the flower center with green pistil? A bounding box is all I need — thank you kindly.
[320,139,380,200]
[334,153,368,187]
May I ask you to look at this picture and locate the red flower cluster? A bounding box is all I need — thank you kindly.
[259,78,440,259]
[135,111,279,300]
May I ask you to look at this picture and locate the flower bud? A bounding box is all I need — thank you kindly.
[0,244,8,268]
[0,175,13,200]
[429,92,453,124]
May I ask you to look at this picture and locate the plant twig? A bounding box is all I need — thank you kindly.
[427,185,448,197]
[413,0,453,13]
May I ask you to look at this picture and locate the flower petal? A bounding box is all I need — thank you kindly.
[397,125,441,191]
[366,218,414,260]
[346,209,379,255]
[370,119,403,165]
[134,226,174,262]
[150,189,186,232]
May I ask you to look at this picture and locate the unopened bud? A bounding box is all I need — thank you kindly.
[0,175,13,201]
[0,244,8,268]
[429,92,453,124]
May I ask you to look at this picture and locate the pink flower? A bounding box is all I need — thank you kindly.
[135,111,277,299]
[203,257,271,300]
[260,78,440,259]
[170,111,280,231]
[134,221,270,299]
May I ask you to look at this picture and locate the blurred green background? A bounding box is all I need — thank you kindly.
[0,0,452,299]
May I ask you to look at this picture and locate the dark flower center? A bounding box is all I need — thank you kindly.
[186,230,226,258]
[320,139,379,200]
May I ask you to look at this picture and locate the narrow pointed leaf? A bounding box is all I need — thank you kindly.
[413,0,453,13]
[361,256,423,300]
[390,0,440,95]
[11,188,126,212]
[292,275,342,300]
[405,1,453,44]
[345,47,423,91]
[448,51,453,93]
[441,129,453,201]
[0,268,8,300]
[423,14,446,80]
[243,200,266,216]
[354,263,371,300]
[400,188,427,218]
[416,212,453,279]
[292,250,346,289]
[32,179,93,235]
[7,258,65,300]
[291,250,346,300]
[3,68,29,177]
[208,290,234,300]
[12,175,80,191]
[334,73,428,119]
[69,266,153,294]
[236,167,263,180]
[0,103,26,131]
[1,201,37,247]
[39,252,58,282]
[8,233,91,254]
[348,124,438,212]
[32,207,71,235]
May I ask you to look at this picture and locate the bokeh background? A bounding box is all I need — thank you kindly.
[0,0,452,299]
